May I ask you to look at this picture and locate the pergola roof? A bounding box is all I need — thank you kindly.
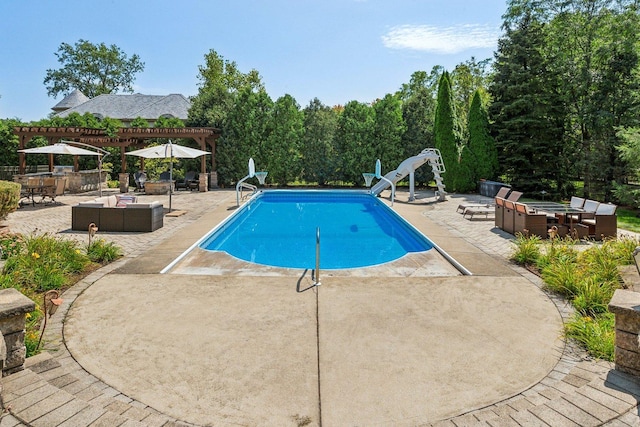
[14,126,221,174]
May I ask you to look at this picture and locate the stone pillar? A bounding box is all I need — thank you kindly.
[0,288,35,376]
[199,173,209,192]
[609,289,640,376]
[118,173,130,193]
[209,171,218,189]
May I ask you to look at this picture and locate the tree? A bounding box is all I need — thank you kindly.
[301,98,339,185]
[264,94,304,185]
[489,11,566,196]
[450,57,492,138]
[467,90,498,181]
[397,71,439,186]
[372,94,406,175]
[44,39,144,98]
[216,87,273,186]
[434,71,471,192]
[188,49,263,129]
[335,101,375,185]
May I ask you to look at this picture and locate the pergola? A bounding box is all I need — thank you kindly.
[13,126,221,177]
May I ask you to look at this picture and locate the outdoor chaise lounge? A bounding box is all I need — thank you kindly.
[457,186,511,214]
[463,188,522,220]
[176,171,199,191]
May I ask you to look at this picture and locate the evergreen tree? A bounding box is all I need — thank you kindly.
[467,90,498,182]
[434,71,471,192]
[301,98,339,185]
[335,101,375,185]
[216,88,272,186]
[264,94,304,185]
[489,12,564,196]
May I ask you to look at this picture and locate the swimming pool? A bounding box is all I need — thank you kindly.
[198,190,435,270]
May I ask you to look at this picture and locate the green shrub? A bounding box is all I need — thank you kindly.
[541,258,583,297]
[87,238,122,263]
[565,312,615,361]
[572,277,616,316]
[511,233,541,265]
[0,180,21,221]
[0,233,24,259]
[107,180,119,188]
[536,238,578,271]
[2,233,91,292]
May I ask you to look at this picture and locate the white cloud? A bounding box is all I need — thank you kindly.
[382,24,500,54]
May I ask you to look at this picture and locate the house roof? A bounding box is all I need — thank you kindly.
[54,93,191,121]
[51,89,90,112]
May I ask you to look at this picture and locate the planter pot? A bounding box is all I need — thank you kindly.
[144,181,173,195]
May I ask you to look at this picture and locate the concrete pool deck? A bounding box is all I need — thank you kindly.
[2,188,640,426]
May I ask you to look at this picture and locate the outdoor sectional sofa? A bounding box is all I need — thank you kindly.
[71,195,163,232]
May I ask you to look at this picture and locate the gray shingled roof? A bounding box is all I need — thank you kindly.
[54,93,190,120]
[51,89,90,112]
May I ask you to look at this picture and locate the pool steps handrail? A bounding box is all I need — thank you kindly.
[314,227,321,286]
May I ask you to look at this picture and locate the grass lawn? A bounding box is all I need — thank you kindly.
[616,207,640,233]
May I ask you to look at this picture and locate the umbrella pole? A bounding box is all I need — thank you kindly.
[169,142,173,212]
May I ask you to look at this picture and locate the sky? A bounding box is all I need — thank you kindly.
[0,0,507,122]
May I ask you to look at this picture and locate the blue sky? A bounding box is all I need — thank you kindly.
[0,0,507,122]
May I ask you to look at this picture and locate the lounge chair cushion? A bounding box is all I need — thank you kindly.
[595,203,617,215]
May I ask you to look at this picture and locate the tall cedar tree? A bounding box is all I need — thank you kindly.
[264,94,304,186]
[302,99,339,185]
[335,101,375,185]
[489,12,564,196]
[434,71,473,192]
[467,90,499,182]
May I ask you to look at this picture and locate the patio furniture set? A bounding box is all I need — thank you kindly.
[71,194,164,232]
[134,171,199,194]
[500,193,616,240]
[18,176,66,207]
[459,188,617,240]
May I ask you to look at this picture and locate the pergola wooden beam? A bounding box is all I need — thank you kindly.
[13,126,221,174]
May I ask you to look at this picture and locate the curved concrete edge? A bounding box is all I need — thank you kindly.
[62,273,562,426]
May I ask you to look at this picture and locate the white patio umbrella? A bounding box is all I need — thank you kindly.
[19,143,98,156]
[125,140,209,211]
[19,142,109,196]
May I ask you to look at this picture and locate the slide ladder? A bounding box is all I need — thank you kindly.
[370,148,447,202]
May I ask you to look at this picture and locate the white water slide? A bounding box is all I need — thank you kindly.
[370,148,447,202]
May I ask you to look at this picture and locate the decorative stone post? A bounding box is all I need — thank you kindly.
[118,173,130,193]
[0,288,35,376]
[209,171,218,189]
[609,289,640,376]
[199,172,209,192]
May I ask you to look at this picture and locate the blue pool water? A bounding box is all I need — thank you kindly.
[200,190,434,269]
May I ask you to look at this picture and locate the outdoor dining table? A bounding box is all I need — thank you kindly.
[526,202,586,230]
[20,183,55,207]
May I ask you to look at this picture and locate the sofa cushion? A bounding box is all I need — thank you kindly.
[125,201,162,209]
[116,195,137,207]
[77,202,103,207]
